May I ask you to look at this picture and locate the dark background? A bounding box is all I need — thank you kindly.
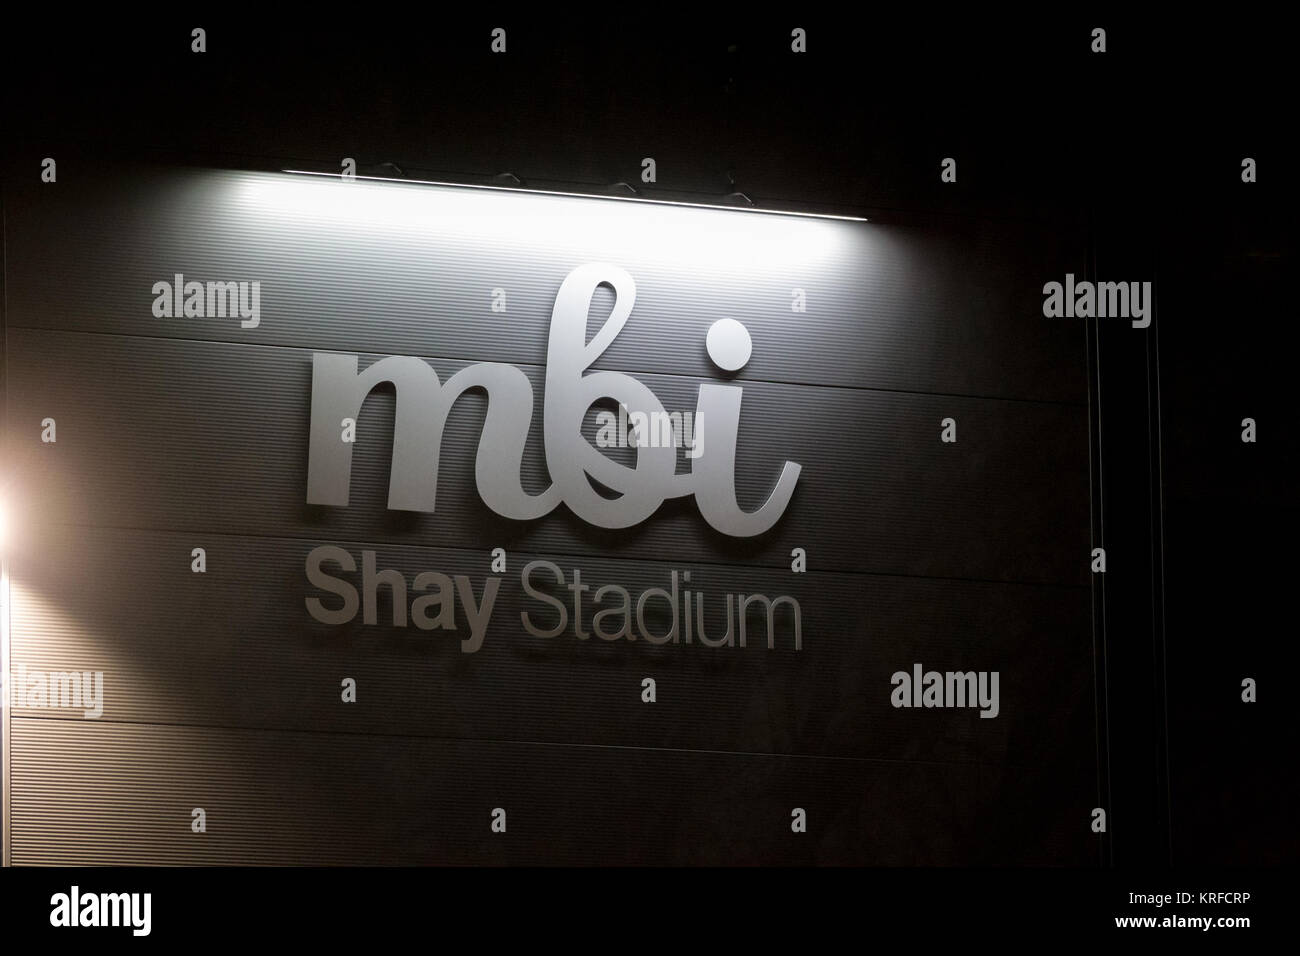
[3,12,1295,866]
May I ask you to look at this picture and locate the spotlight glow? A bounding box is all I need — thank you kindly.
[235,170,863,276]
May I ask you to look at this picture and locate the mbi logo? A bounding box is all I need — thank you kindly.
[306,263,802,537]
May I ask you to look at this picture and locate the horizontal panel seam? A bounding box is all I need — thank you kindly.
[11,714,1054,774]
[19,518,1093,590]
[7,325,1090,408]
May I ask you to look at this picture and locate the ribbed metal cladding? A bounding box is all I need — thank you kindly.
[5,167,1087,403]
[10,718,1092,866]
[5,329,1089,584]
[8,525,1093,766]
[4,164,1095,864]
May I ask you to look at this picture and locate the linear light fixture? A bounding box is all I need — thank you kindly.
[280,169,869,222]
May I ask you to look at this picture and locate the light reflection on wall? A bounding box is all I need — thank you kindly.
[233,172,859,275]
[3,523,264,864]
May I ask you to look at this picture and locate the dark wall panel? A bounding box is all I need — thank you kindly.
[3,165,1096,865]
[9,526,1092,768]
[4,167,1088,403]
[10,718,1095,866]
[6,329,1089,584]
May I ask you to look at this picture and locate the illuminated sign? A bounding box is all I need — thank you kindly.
[307,262,803,536]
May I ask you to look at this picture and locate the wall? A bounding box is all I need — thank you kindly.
[1,163,1095,864]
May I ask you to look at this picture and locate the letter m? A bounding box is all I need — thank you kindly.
[101,894,130,927]
[308,354,463,512]
[206,280,239,318]
[51,672,83,709]
[738,594,802,650]
[306,353,549,519]
[1097,281,1128,319]
[945,671,977,708]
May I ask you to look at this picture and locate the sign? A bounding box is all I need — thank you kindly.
[307,262,803,536]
